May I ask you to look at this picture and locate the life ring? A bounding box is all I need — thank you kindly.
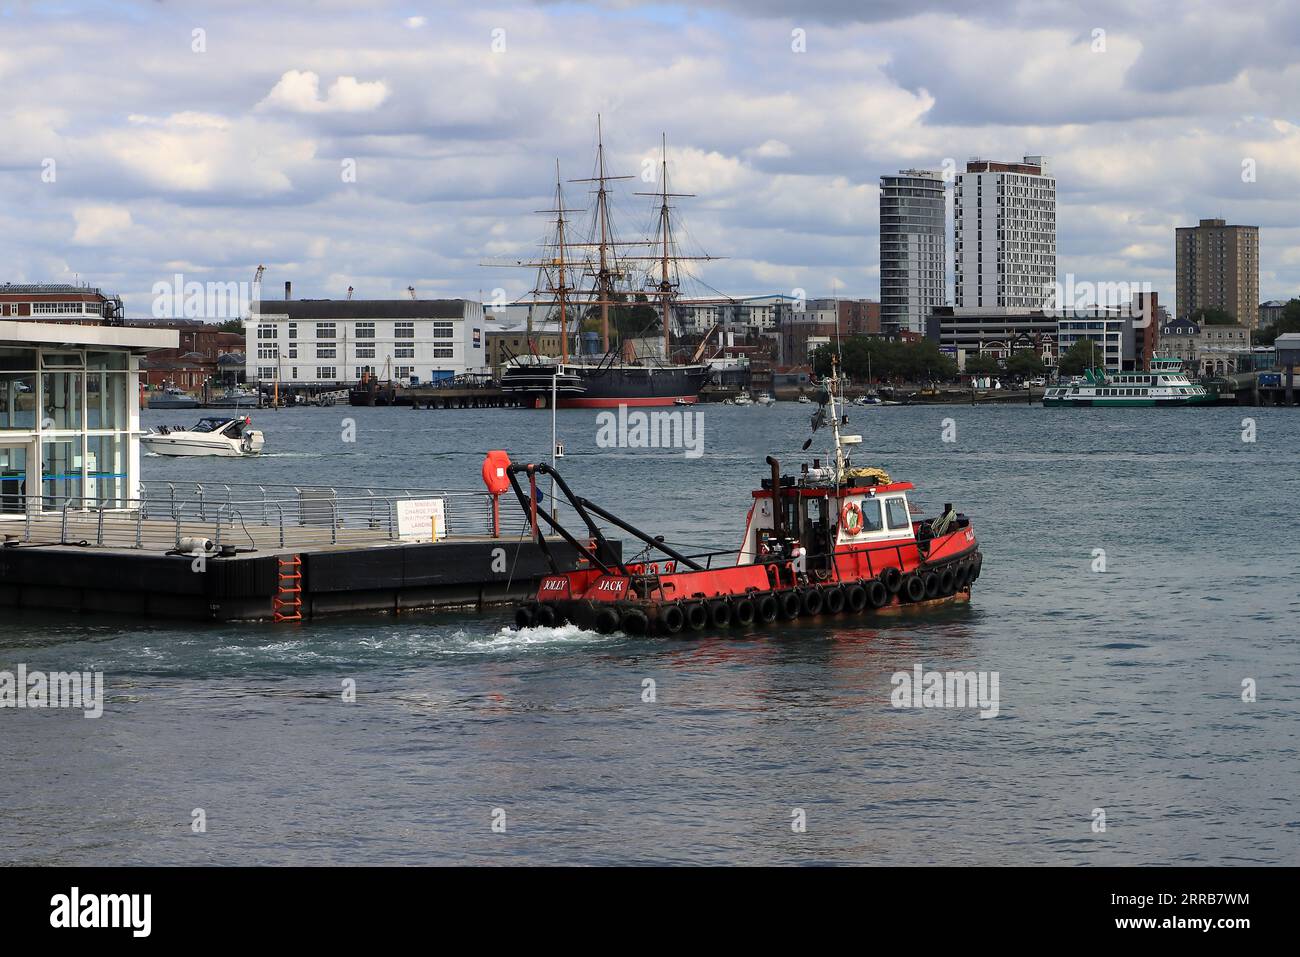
[840,500,864,536]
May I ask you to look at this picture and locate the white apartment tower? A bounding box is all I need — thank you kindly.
[879,169,947,335]
[954,156,1056,310]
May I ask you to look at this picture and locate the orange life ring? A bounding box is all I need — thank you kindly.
[841,500,863,536]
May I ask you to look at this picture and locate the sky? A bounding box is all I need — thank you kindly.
[2,0,1299,318]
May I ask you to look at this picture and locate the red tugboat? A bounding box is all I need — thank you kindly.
[509,367,982,635]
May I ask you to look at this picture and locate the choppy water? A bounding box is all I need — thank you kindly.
[2,403,1298,865]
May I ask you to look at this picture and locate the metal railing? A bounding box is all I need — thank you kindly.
[1,481,531,551]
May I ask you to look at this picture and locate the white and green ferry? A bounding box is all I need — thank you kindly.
[1042,357,1214,407]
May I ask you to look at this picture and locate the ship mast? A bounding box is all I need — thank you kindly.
[635,134,710,364]
[569,115,634,355]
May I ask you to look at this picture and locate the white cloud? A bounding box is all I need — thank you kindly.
[259,70,390,114]
[72,205,132,245]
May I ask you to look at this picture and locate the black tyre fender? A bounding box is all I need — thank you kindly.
[845,582,868,613]
[778,590,801,619]
[923,571,942,598]
[938,567,955,594]
[593,606,620,634]
[866,579,889,609]
[880,566,903,594]
[823,585,846,614]
[514,603,536,629]
[756,594,779,623]
[621,609,649,636]
[534,604,557,628]
[658,603,685,635]
[732,596,756,626]
[707,599,732,628]
[801,586,824,616]
[902,574,926,602]
[684,602,708,631]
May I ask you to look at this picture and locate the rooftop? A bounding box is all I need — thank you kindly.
[0,319,177,351]
[252,299,471,320]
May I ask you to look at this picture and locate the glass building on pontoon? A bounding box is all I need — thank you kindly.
[0,321,177,514]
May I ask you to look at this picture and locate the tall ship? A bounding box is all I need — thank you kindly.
[493,122,713,408]
[1042,357,1214,407]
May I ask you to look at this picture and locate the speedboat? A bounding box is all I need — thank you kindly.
[756,392,775,406]
[854,394,882,406]
[147,386,200,410]
[142,416,265,457]
[796,394,812,404]
[733,392,754,406]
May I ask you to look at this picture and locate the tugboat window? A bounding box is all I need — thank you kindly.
[885,497,910,530]
[859,498,883,531]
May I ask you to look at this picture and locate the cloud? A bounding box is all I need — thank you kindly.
[258,70,390,114]
[72,205,132,245]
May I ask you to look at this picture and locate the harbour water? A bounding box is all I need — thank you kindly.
[2,403,1298,865]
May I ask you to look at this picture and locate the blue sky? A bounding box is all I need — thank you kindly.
[2,0,1297,317]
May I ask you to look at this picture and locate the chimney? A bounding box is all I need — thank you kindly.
[284,281,292,300]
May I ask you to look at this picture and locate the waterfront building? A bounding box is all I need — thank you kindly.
[1175,218,1260,326]
[880,169,947,335]
[954,157,1056,310]
[245,298,486,387]
[928,306,1059,370]
[673,294,798,335]
[0,282,124,325]
[0,320,176,514]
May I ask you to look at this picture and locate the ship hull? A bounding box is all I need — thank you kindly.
[558,363,709,408]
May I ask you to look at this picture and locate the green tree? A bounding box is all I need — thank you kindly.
[1255,299,1300,346]
[1005,350,1046,379]
[216,319,244,334]
[1191,307,1236,326]
[963,354,1000,377]
[1057,338,1104,377]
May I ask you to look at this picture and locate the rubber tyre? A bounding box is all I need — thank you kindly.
[866,579,888,609]
[756,594,779,623]
[923,572,942,599]
[707,600,732,628]
[732,597,756,626]
[902,574,926,603]
[844,582,868,613]
[881,566,903,594]
[823,585,845,615]
[953,561,970,589]
[514,604,536,629]
[622,609,648,635]
[778,590,801,619]
[658,604,685,635]
[938,567,955,595]
[801,587,824,616]
[684,602,708,631]
[971,553,983,581]
[594,607,620,634]
[534,604,557,627]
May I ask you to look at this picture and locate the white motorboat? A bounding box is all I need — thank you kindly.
[796,394,812,404]
[854,394,882,406]
[733,392,754,406]
[755,392,775,406]
[142,416,265,457]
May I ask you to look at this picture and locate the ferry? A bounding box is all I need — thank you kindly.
[1043,357,1213,407]
[509,363,982,635]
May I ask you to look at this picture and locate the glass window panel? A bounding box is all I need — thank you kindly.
[42,371,83,430]
[1,373,38,429]
[41,439,81,508]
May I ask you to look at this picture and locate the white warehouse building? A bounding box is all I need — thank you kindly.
[246,299,487,387]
